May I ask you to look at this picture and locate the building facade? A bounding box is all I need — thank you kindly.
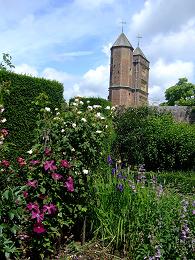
[108,32,149,107]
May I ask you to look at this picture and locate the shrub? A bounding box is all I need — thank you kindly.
[113,107,195,171]
[0,70,64,158]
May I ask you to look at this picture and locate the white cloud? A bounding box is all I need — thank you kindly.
[131,0,195,35]
[149,58,194,103]
[14,64,38,76]
[41,68,73,82]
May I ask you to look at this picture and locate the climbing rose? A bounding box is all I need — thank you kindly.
[44,160,57,171]
[64,176,74,192]
[61,160,70,168]
[33,223,46,234]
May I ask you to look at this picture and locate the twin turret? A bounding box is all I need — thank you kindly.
[109,32,149,107]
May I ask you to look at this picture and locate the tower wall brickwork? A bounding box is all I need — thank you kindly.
[109,33,149,107]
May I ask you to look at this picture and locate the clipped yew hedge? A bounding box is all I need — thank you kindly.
[0,70,64,158]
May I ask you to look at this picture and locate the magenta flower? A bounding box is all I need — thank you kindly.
[64,176,74,192]
[1,128,8,137]
[30,160,40,165]
[27,180,38,188]
[43,203,57,215]
[17,157,26,167]
[26,202,39,211]
[1,160,10,168]
[33,223,46,234]
[61,160,70,168]
[45,147,52,156]
[44,160,57,171]
[51,173,63,180]
[23,191,28,198]
[31,210,44,223]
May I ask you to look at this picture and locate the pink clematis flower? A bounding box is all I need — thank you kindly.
[44,147,52,156]
[23,191,28,198]
[31,210,44,223]
[17,157,26,167]
[26,202,39,212]
[33,223,46,234]
[30,160,40,165]
[27,180,38,188]
[44,160,57,171]
[43,203,57,215]
[51,173,63,180]
[61,160,71,168]
[64,176,74,192]
[1,160,10,168]
[1,129,8,137]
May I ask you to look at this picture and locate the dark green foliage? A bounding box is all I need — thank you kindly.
[113,107,195,171]
[0,70,64,158]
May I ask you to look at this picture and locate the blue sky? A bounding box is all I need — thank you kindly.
[1,0,195,104]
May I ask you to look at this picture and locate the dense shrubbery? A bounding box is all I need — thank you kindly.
[0,70,64,158]
[0,98,113,258]
[113,107,195,171]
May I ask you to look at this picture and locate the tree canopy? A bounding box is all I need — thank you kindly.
[163,77,195,106]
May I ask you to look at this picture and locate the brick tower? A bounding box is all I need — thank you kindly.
[109,32,149,107]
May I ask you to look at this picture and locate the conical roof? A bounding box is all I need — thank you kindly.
[112,33,133,49]
[133,46,148,61]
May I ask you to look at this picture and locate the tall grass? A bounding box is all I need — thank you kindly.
[90,167,195,259]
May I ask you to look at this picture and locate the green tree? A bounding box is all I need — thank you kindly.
[0,53,15,71]
[164,77,195,106]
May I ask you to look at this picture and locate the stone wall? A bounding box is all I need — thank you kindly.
[151,106,195,123]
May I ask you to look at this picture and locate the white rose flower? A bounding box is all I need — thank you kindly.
[87,106,93,110]
[1,118,7,123]
[71,147,75,151]
[45,107,51,112]
[27,149,33,154]
[56,112,60,115]
[96,130,102,133]
[83,169,89,174]
[105,106,111,110]
[87,100,90,103]
[61,129,65,133]
[96,112,101,118]
[72,123,77,128]
[0,141,3,145]
[79,101,84,105]
[100,116,105,120]
[75,98,79,102]
[0,108,5,113]
[55,108,58,111]
[77,111,82,114]
[72,102,78,106]
[81,118,87,122]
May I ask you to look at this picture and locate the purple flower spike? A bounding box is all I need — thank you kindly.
[116,183,124,192]
[107,155,113,165]
[112,168,116,175]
